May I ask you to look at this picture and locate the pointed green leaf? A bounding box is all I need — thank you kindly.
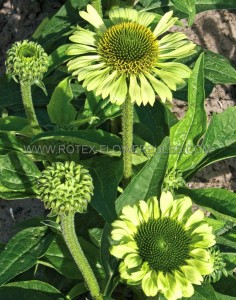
[168,53,206,171]
[47,77,77,126]
[0,227,54,286]
[0,281,64,300]
[83,157,123,222]
[178,187,236,221]
[0,151,40,190]
[116,137,169,214]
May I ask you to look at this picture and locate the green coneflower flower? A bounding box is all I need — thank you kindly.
[37,161,94,215]
[110,192,215,300]
[67,5,195,106]
[6,40,49,84]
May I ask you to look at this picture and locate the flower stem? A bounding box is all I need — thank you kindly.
[60,213,103,300]
[91,0,103,17]
[122,97,134,186]
[20,81,41,130]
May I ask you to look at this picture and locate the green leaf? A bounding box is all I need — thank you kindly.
[0,132,28,153]
[83,91,121,127]
[168,53,206,171]
[100,223,120,296]
[66,282,87,300]
[43,235,104,280]
[0,151,40,190]
[32,130,122,153]
[183,283,217,299]
[134,100,170,147]
[0,227,54,286]
[0,185,37,200]
[178,187,236,221]
[83,157,123,223]
[171,0,196,25]
[115,137,169,214]
[213,274,236,297]
[186,106,236,178]
[36,0,90,48]
[204,50,236,84]
[215,293,236,300]
[0,281,64,300]
[47,44,70,75]
[0,116,28,132]
[140,0,236,16]
[47,77,77,126]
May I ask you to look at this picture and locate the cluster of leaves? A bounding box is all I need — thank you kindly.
[0,0,236,299]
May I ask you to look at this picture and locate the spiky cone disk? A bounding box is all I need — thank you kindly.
[110,191,216,300]
[67,5,196,106]
[37,161,94,215]
[6,40,49,85]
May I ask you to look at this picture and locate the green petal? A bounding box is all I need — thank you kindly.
[142,270,159,297]
[96,71,118,97]
[160,191,174,217]
[159,43,196,59]
[124,253,142,269]
[147,197,160,220]
[85,70,110,91]
[121,205,140,226]
[157,271,169,292]
[191,233,216,248]
[164,273,182,300]
[111,229,133,241]
[187,258,214,275]
[129,74,142,106]
[112,219,137,234]
[156,62,191,78]
[191,224,213,234]
[69,29,96,46]
[139,73,155,106]
[110,242,138,259]
[138,200,149,222]
[180,265,203,284]
[154,69,179,90]
[137,11,155,26]
[130,261,149,282]
[110,74,127,105]
[109,7,138,24]
[119,261,132,280]
[185,210,204,229]
[67,44,96,55]
[190,248,211,261]
[145,72,172,103]
[153,11,177,37]
[174,270,194,298]
[159,32,189,46]
[171,196,192,221]
[80,4,106,32]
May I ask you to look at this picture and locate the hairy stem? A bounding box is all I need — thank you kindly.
[20,81,40,128]
[122,97,134,186]
[60,213,103,300]
[91,0,103,17]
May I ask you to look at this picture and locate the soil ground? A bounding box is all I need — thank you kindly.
[0,1,235,243]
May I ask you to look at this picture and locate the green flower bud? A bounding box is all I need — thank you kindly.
[6,40,49,84]
[205,247,228,283]
[37,161,94,215]
[163,168,186,192]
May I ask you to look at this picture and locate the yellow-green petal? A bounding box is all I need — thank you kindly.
[142,270,159,297]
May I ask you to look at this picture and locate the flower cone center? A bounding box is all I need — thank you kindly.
[134,218,190,273]
[19,45,35,59]
[98,22,158,74]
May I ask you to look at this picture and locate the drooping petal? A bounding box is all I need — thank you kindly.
[180,265,203,284]
[110,74,127,105]
[110,242,138,258]
[142,270,159,297]
[189,248,211,261]
[139,73,156,106]
[187,258,214,275]
[184,210,205,229]
[129,74,142,105]
[145,72,173,103]
[124,253,143,269]
[164,273,182,300]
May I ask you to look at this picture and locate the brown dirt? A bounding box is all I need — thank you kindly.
[0,2,235,242]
